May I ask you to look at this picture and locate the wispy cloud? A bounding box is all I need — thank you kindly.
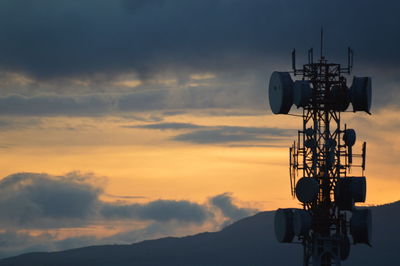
[130,122,293,144]
[130,122,202,130]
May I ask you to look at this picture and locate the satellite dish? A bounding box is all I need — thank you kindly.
[293,80,312,108]
[274,208,295,243]
[350,77,372,113]
[351,209,372,245]
[340,235,351,261]
[305,127,314,137]
[352,176,366,203]
[335,178,354,211]
[295,177,319,203]
[343,129,356,147]
[293,209,312,236]
[329,85,350,111]
[268,72,294,114]
[305,139,317,150]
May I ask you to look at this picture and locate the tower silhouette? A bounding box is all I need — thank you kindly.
[270,33,372,266]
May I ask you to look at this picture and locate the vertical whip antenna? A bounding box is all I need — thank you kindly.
[320,27,324,59]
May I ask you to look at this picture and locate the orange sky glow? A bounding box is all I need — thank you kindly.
[0,108,397,213]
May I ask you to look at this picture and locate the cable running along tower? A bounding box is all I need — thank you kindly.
[270,32,372,266]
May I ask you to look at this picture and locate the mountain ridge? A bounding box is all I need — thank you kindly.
[1,201,399,266]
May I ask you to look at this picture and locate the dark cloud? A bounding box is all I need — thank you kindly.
[0,118,42,131]
[210,193,256,222]
[0,0,398,80]
[0,0,396,113]
[0,172,255,257]
[173,129,265,144]
[117,90,169,112]
[132,122,202,130]
[128,122,292,144]
[137,200,211,223]
[172,126,291,144]
[117,85,262,112]
[0,94,113,116]
[124,114,164,123]
[0,172,214,229]
[0,172,102,228]
[104,194,146,200]
[0,83,264,116]
[0,91,168,116]
[100,200,211,224]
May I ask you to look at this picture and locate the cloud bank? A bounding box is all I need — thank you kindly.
[0,0,397,111]
[0,0,399,81]
[0,172,257,258]
[0,172,214,228]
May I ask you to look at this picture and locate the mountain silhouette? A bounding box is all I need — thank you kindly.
[0,202,398,266]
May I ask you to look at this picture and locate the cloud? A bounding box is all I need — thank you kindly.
[132,122,292,144]
[0,172,103,228]
[0,94,114,116]
[123,121,293,144]
[0,84,264,116]
[210,193,256,222]
[131,122,202,130]
[171,126,290,144]
[0,0,398,80]
[0,172,215,229]
[0,0,397,113]
[100,200,212,224]
[0,171,258,258]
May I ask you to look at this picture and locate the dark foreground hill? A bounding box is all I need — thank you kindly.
[0,202,399,266]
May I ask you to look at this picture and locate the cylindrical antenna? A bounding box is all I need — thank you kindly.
[320,28,324,59]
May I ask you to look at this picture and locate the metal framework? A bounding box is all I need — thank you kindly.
[288,48,366,265]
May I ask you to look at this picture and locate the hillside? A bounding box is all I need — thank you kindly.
[0,202,398,266]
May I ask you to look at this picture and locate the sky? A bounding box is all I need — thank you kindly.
[0,0,399,258]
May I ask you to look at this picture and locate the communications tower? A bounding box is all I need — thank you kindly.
[270,33,372,266]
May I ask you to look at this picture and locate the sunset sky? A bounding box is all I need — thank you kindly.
[0,0,399,257]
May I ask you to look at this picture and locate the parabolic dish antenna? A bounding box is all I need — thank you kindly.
[351,77,372,113]
[351,209,372,245]
[335,178,354,211]
[295,177,319,203]
[268,72,294,114]
[343,129,356,147]
[305,127,314,137]
[274,208,295,243]
[293,80,312,108]
[335,176,367,210]
[351,176,366,203]
[330,85,350,111]
[293,209,312,236]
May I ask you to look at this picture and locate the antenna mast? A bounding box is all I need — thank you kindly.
[269,31,372,266]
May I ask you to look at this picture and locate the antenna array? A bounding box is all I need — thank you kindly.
[270,36,372,266]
